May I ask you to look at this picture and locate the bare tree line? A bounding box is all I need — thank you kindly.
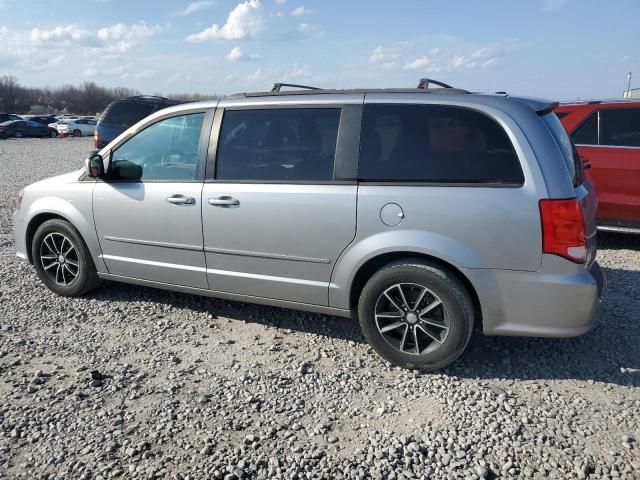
[0,76,220,115]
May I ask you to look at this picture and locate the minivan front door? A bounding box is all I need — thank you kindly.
[93,111,211,288]
[201,102,361,305]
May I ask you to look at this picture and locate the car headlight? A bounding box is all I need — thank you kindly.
[17,189,24,210]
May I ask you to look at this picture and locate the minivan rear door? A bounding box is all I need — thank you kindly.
[200,95,362,305]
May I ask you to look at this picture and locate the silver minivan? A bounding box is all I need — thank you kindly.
[13,81,606,370]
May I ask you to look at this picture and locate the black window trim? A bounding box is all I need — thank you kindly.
[356,102,525,188]
[205,104,360,185]
[101,108,214,184]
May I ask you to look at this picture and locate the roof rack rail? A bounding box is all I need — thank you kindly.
[417,78,454,89]
[271,83,322,93]
[128,95,170,101]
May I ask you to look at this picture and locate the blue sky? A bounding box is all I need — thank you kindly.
[0,0,638,99]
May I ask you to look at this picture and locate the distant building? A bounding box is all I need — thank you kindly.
[623,88,640,99]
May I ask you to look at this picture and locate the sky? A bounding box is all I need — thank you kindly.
[0,0,638,100]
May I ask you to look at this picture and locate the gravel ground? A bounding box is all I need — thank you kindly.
[0,137,639,480]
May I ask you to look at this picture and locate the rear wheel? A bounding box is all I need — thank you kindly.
[14,130,23,138]
[358,260,474,371]
[31,219,100,296]
[72,129,82,137]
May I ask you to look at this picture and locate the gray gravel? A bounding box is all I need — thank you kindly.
[1,137,639,479]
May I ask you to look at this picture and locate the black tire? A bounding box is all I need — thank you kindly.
[31,219,100,297]
[14,130,23,138]
[49,130,58,138]
[358,260,474,371]
[72,129,82,137]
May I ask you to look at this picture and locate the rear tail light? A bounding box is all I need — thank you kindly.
[539,198,586,263]
[93,130,99,149]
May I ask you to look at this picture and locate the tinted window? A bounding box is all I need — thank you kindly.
[102,101,156,127]
[359,104,523,184]
[111,113,204,181]
[555,111,570,119]
[571,112,598,145]
[600,108,640,147]
[543,113,582,186]
[216,108,341,181]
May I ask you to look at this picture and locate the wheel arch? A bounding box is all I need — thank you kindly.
[347,251,483,332]
[23,198,105,272]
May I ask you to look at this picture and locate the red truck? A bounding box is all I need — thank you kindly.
[555,100,640,234]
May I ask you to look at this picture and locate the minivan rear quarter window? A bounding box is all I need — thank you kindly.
[358,104,524,184]
[215,108,341,182]
[102,102,156,127]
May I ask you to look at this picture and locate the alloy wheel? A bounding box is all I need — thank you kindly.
[39,232,80,286]
[374,283,449,355]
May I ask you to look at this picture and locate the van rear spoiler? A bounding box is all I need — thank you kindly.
[536,102,560,116]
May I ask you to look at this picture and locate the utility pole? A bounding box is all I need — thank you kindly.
[626,72,632,97]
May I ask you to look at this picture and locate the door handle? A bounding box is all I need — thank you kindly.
[166,195,196,205]
[208,196,240,207]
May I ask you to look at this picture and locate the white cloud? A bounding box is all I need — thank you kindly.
[281,22,323,40]
[96,22,160,53]
[31,54,65,72]
[286,63,311,79]
[83,66,97,77]
[290,6,311,16]
[367,41,508,74]
[30,24,91,44]
[226,46,260,61]
[186,0,265,42]
[178,1,215,16]
[541,0,567,11]
[134,70,155,79]
[369,42,410,65]
[247,66,264,81]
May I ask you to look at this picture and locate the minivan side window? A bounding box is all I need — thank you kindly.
[358,104,524,184]
[571,112,598,145]
[600,108,640,147]
[110,113,204,181]
[215,108,341,182]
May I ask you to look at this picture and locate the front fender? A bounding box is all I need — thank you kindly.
[23,195,106,273]
[329,229,488,309]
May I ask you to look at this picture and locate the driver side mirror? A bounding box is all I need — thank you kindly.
[86,154,105,178]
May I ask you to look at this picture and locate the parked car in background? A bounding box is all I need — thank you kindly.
[25,115,59,126]
[9,114,22,120]
[94,96,182,148]
[56,118,97,137]
[0,113,14,123]
[14,81,605,371]
[556,100,640,234]
[0,120,58,139]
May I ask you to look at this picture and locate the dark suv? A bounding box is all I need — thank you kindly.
[94,96,183,149]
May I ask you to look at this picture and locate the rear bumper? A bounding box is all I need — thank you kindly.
[464,256,605,337]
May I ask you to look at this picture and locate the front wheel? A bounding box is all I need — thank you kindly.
[358,260,474,371]
[31,219,100,296]
[72,129,82,137]
[49,130,58,138]
[14,130,23,138]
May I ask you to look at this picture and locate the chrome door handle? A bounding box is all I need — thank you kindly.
[166,195,196,205]
[208,196,240,207]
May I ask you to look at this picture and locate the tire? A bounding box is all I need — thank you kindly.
[357,260,474,371]
[31,219,100,297]
[49,130,58,138]
[72,129,82,137]
[14,130,23,138]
